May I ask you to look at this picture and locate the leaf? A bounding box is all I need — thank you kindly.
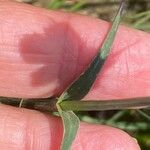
[58,1,125,102]
[57,1,125,150]
[57,104,80,150]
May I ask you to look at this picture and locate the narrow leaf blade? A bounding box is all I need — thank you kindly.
[59,1,125,102]
[58,108,80,150]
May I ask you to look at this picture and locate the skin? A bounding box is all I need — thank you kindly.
[0,0,149,149]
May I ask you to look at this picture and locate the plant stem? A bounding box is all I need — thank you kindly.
[0,97,149,112]
[60,97,150,111]
[0,97,57,112]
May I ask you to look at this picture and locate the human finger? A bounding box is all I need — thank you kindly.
[0,1,149,99]
[0,104,140,150]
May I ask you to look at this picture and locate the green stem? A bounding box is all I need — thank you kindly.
[0,97,150,112]
[60,97,150,111]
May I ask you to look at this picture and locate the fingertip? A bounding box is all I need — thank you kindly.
[73,122,140,150]
[0,104,140,150]
[0,104,63,150]
[0,1,149,99]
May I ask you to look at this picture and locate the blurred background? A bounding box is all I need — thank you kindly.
[16,0,150,32]
[16,0,150,149]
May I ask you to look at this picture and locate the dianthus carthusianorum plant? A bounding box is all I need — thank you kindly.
[0,1,150,150]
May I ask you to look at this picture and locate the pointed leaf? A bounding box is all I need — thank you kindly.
[58,1,125,102]
[57,104,80,150]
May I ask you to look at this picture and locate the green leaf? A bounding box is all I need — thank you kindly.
[48,0,65,9]
[57,104,80,150]
[58,1,125,102]
[69,1,85,12]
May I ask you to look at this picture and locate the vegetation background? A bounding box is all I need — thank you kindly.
[16,0,150,149]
